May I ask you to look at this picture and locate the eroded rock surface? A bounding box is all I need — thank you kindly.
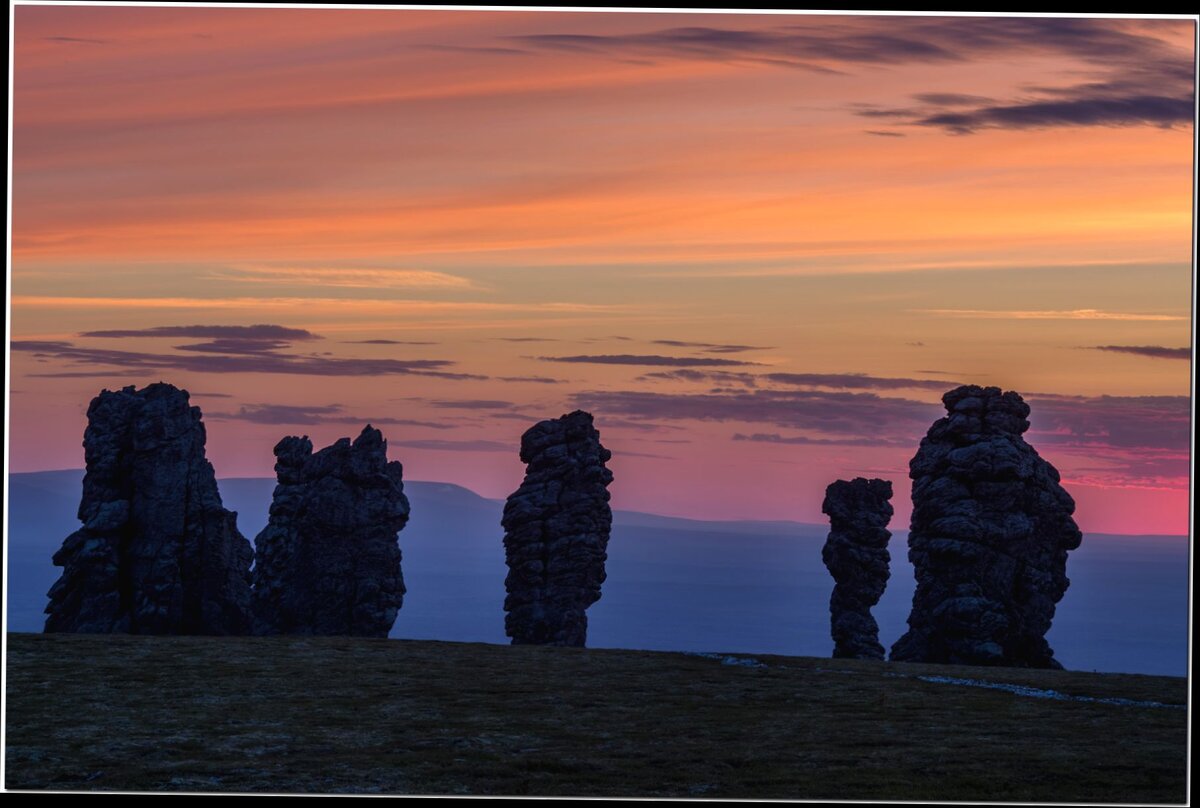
[821,477,893,659]
[252,426,409,637]
[890,385,1083,668]
[44,383,254,634]
[502,410,614,646]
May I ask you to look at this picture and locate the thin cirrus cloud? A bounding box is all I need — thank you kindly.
[11,339,483,380]
[215,266,476,290]
[914,308,1186,321]
[540,354,761,368]
[208,403,456,429]
[650,339,775,354]
[511,18,1192,133]
[80,324,321,341]
[732,432,913,448]
[388,438,512,453]
[1090,345,1191,360]
[572,388,941,439]
[638,369,957,391]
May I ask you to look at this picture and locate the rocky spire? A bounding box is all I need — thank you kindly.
[44,383,254,634]
[251,425,410,637]
[501,410,614,647]
[821,477,893,659]
[890,385,1083,668]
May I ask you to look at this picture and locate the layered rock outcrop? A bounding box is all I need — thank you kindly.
[890,385,1083,668]
[501,410,614,646]
[252,426,409,637]
[44,383,254,634]
[821,478,893,659]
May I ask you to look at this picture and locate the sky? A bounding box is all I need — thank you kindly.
[7,5,1196,535]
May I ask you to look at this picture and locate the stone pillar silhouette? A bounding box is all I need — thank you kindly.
[821,477,893,659]
[890,385,1083,668]
[502,410,613,646]
[45,383,254,635]
[252,425,410,637]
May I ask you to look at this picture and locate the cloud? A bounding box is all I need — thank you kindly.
[425,399,516,410]
[651,340,775,353]
[510,24,963,71]
[840,19,1194,134]
[389,439,512,453]
[572,388,940,440]
[215,266,476,290]
[637,369,759,387]
[1091,345,1191,360]
[863,130,906,137]
[11,340,483,380]
[914,308,1185,321]
[343,339,439,345]
[80,324,321,341]
[208,403,455,429]
[914,94,1193,134]
[44,36,107,45]
[494,337,560,343]
[637,369,955,391]
[1026,393,1190,452]
[732,432,912,448]
[912,92,996,106]
[497,376,564,384]
[540,354,760,367]
[764,372,957,391]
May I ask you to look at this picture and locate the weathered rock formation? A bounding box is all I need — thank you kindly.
[821,477,893,660]
[252,426,409,637]
[502,410,614,646]
[44,383,254,634]
[890,385,1083,668]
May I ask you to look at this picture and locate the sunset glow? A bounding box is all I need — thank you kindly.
[8,6,1195,535]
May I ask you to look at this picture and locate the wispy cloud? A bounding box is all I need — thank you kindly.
[732,432,912,448]
[216,265,476,290]
[1090,345,1191,360]
[81,324,320,341]
[12,340,483,380]
[914,308,1186,321]
[389,438,511,452]
[541,354,761,368]
[651,339,774,354]
[637,369,955,391]
[342,339,439,345]
[208,403,455,429]
[572,388,940,439]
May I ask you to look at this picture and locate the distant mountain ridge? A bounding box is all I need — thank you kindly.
[5,469,1189,676]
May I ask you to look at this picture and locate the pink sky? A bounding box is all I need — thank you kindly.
[8,6,1195,535]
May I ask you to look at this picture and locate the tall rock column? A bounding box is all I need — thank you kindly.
[44,383,254,634]
[252,425,410,637]
[890,385,1083,668]
[502,410,614,647]
[821,478,893,660]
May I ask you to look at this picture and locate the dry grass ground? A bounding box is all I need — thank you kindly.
[3,633,1188,801]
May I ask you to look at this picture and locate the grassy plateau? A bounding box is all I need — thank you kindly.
[3,632,1189,801]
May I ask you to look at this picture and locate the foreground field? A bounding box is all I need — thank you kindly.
[3,633,1189,800]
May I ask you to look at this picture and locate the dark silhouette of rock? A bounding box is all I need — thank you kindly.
[890,385,1083,668]
[252,426,409,637]
[44,383,254,634]
[502,410,614,646]
[821,477,893,659]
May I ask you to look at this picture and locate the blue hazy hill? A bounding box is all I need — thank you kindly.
[5,469,1189,676]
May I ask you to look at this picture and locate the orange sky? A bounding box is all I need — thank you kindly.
[7,6,1196,535]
